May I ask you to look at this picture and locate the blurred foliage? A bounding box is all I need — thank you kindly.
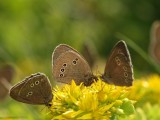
[0,0,160,119]
[0,97,51,120]
[0,0,160,75]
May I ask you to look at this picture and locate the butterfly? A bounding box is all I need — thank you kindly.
[0,64,15,99]
[149,21,160,64]
[81,40,97,68]
[9,73,53,106]
[52,40,134,86]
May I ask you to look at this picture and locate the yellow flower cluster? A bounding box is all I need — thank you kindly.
[50,78,135,119]
[126,74,160,119]
[128,74,160,106]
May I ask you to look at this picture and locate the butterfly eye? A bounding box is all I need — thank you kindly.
[60,68,65,72]
[63,63,67,67]
[30,83,34,87]
[35,81,40,85]
[59,73,64,77]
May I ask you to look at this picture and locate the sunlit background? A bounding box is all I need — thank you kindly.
[0,0,160,119]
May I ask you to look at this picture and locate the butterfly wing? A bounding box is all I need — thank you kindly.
[103,40,134,86]
[149,21,160,64]
[10,73,53,105]
[52,44,79,65]
[0,65,15,99]
[52,50,93,86]
[0,64,15,83]
[81,41,97,68]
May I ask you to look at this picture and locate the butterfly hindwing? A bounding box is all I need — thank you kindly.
[10,73,53,105]
[103,40,134,86]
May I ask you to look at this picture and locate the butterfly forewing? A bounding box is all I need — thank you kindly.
[52,50,93,85]
[81,41,97,68]
[52,44,79,65]
[10,73,53,105]
[103,40,134,86]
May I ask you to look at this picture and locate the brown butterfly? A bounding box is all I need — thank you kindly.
[149,21,160,64]
[9,73,53,106]
[101,41,134,86]
[81,40,97,68]
[0,64,15,100]
[52,40,134,86]
[52,44,96,86]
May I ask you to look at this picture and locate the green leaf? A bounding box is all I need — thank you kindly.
[120,99,135,115]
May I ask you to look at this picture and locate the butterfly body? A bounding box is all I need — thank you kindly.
[10,73,53,105]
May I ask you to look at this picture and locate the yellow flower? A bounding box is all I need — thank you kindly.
[128,74,160,106]
[50,78,135,119]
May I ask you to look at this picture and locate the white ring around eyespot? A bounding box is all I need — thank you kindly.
[124,72,128,77]
[63,63,67,67]
[30,83,34,87]
[123,66,127,71]
[59,73,64,77]
[26,91,33,97]
[115,57,121,65]
[60,68,65,72]
[72,60,77,65]
[35,81,40,85]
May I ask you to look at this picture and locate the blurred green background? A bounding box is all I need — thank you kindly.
[0,0,160,119]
